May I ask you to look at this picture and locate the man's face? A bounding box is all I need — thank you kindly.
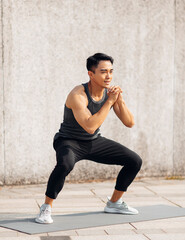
[89,60,113,88]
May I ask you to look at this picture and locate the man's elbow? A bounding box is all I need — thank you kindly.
[86,127,96,135]
[83,121,96,134]
[125,120,135,128]
[87,130,95,135]
[128,116,135,128]
[129,121,135,128]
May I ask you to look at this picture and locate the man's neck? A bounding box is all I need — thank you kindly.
[88,81,105,101]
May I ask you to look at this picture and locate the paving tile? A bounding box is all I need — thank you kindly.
[76,229,107,235]
[146,185,185,195]
[105,229,136,235]
[40,237,72,240]
[131,217,185,229]
[70,235,148,240]
[120,196,174,206]
[58,190,94,196]
[133,229,165,234]
[104,223,134,230]
[143,179,185,184]
[127,186,157,195]
[65,183,113,190]
[0,199,38,213]
[162,228,185,233]
[161,197,185,207]
[0,227,16,233]
[17,232,48,237]
[0,230,18,237]
[0,186,46,200]
[145,233,185,240]
[48,230,77,236]
[0,237,41,240]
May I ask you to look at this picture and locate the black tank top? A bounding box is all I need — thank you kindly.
[54,82,108,141]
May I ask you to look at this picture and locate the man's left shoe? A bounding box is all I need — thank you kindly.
[104,197,139,215]
[35,204,53,224]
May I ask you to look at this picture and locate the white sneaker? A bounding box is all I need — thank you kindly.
[35,204,53,224]
[104,197,138,215]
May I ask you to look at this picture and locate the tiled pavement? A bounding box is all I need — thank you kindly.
[0,178,185,240]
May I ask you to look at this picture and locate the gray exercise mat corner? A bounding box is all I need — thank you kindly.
[0,204,185,235]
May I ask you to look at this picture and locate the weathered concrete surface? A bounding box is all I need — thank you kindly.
[100,0,175,178]
[173,0,185,175]
[0,0,184,184]
[0,0,4,185]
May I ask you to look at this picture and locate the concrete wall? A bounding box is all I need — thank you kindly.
[0,0,184,185]
[173,0,185,175]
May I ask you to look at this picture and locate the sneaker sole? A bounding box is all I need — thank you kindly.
[104,206,138,215]
[35,218,53,224]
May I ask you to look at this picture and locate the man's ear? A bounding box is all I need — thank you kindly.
[88,71,94,79]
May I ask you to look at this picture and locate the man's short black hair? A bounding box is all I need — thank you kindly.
[86,53,114,73]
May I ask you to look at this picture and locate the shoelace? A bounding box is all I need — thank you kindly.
[40,208,50,217]
[121,201,128,209]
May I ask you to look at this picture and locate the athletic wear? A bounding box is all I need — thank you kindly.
[104,197,138,215]
[45,81,142,201]
[35,204,53,224]
[46,135,142,199]
[54,82,108,141]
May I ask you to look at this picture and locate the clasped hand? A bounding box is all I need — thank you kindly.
[107,85,123,104]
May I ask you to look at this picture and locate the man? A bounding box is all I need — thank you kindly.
[35,53,142,224]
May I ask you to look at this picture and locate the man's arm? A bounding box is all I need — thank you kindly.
[112,88,135,128]
[67,87,119,134]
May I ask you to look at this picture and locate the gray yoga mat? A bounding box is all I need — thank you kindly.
[0,204,185,235]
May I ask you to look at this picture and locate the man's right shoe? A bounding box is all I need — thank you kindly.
[35,204,53,224]
[104,197,139,215]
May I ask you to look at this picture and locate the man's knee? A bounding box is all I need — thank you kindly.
[56,148,75,175]
[133,153,142,172]
[126,152,142,172]
[56,160,75,176]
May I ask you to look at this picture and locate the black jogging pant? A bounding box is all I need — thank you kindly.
[45,135,142,199]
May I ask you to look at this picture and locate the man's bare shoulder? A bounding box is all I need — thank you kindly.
[69,85,84,94]
[66,84,87,108]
